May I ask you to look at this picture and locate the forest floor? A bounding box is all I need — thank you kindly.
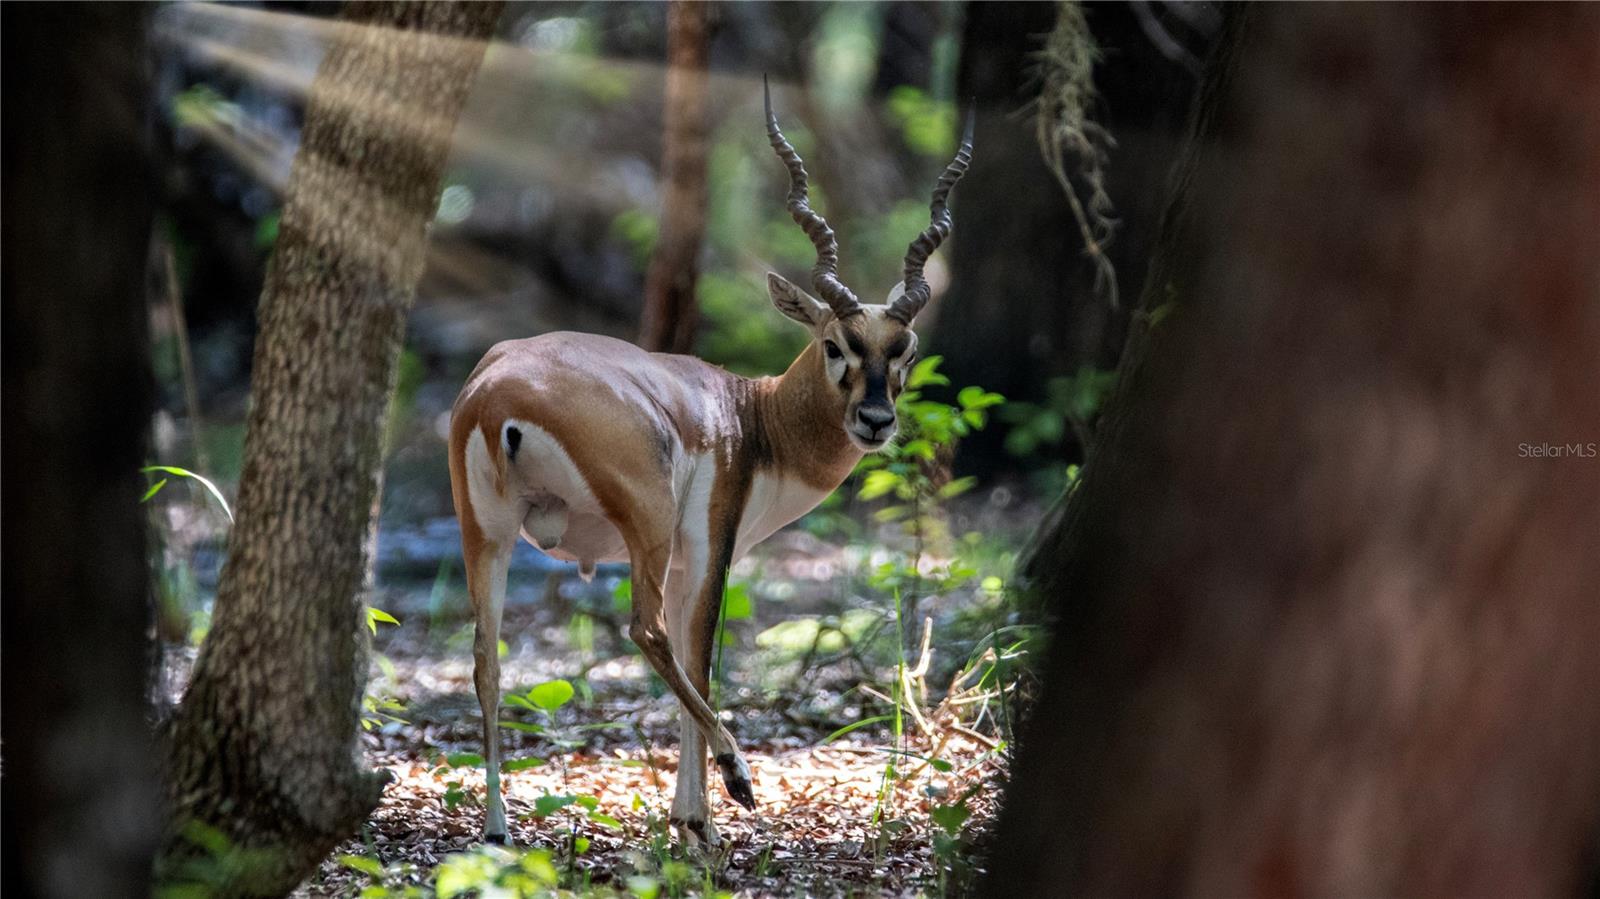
[159,514,1029,898]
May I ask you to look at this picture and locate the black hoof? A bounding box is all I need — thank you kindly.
[484,831,509,846]
[716,753,756,810]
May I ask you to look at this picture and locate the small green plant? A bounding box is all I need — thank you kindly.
[829,357,1006,847]
[929,783,983,895]
[500,679,624,871]
[334,852,427,898]
[854,355,1002,640]
[154,821,282,899]
[363,609,408,732]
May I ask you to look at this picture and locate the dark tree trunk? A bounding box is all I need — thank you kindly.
[934,1,1199,473]
[157,4,502,895]
[0,6,159,897]
[639,0,710,355]
[989,5,1600,897]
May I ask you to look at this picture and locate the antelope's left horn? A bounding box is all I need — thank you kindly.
[764,75,863,319]
[889,107,975,325]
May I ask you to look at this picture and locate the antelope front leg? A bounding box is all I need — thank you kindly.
[667,577,715,846]
[666,532,742,845]
[626,540,755,813]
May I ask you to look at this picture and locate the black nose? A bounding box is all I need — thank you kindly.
[858,405,895,432]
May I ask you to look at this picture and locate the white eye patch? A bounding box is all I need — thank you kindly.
[826,352,848,384]
[890,338,917,388]
[823,337,856,385]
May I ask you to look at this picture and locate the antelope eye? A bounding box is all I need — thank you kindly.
[823,340,843,360]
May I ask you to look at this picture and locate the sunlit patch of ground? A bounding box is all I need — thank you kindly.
[299,730,1003,897]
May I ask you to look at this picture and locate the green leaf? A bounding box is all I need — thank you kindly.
[533,794,578,817]
[588,811,624,829]
[180,819,234,856]
[872,504,909,523]
[338,855,386,878]
[859,469,902,501]
[498,719,544,734]
[573,835,591,854]
[722,583,753,621]
[518,849,558,885]
[1004,428,1039,457]
[928,758,954,773]
[436,850,503,898]
[445,752,484,768]
[501,756,546,772]
[1035,410,1066,443]
[573,795,600,811]
[823,714,895,743]
[142,465,233,522]
[366,607,400,635]
[957,386,1005,410]
[525,679,575,712]
[907,355,949,389]
[141,479,168,502]
[930,802,971,835]
[938,476,977,500]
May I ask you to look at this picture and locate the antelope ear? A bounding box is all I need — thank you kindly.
[767,272,829,332]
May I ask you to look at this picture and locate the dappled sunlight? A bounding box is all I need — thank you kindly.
[316,734,1002,896]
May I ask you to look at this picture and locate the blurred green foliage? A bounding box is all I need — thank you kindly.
[1000,366,1117,458]
[887,86,958,157]
[695,271,807,377]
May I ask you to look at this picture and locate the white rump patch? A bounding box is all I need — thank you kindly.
[499,418,627,569]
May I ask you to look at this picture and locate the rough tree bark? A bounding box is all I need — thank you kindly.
[1,7,159,897]
[157,4,502,894]
[638,0,710,355]
[990,5,1600,897]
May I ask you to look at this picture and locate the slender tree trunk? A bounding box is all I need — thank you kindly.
[639,0,710,355]
[991,5,1600,897]
[157,4,502,895]
[0,7,158,897]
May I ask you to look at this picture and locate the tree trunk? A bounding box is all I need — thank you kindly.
[934,1,1200,474]
[990,5,1600,897]
[639,0,710,355]
[0,7,159,897]
[157,4,502,895]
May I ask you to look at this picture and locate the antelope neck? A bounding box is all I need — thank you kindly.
[745,343,861,488]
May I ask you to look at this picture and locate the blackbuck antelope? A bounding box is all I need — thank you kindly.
[447,81,972,846]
